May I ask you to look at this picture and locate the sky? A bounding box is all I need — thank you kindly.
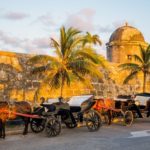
[0,0,150,57]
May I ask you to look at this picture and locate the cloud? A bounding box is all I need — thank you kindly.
[65,8,96,31]
[97,20,135,34]
[2,11,29,20]
[0,30,21,47]
[34,13,56,26]
[0,29,108,57]
[32,38,50,49]
[0,30,50,54]
[98,25,114,33]
[21,38,50,54]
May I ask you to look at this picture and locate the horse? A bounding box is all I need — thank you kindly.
[0,101,32,139]
[93,98,114,125]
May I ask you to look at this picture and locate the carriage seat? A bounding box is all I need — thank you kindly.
[70,106,81,113]
[41,104,56,112]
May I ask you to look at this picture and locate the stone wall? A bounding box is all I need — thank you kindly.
[0,50,149,103]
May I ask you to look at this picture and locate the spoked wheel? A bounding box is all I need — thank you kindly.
[124,111,133,126]
[103,114,110,125]
[45,117,61,137]
[97,111,109,125]
[65,122,77,128]
[30,118,45,133]
[85,110,102,132]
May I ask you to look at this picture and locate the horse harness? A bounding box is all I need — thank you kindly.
[0,101,16,121]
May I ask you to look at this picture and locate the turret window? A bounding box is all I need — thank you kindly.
[127,55,132,61]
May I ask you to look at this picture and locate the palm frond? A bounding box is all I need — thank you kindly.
[133,54,143,64]
[31,62,56,74]
[50,38,62,58]
[145,46,150,63]
[64,37,85,58]
[50,38,60,48]
[63,70,71,86]
[66,27,81,41]
[85,63,103,79]
[54,48,62,59]
[68,59,90,75]
[28,55,57,64]
[63,27,82,59]
[75,48,104,64]
[60,26,66,57]
[83,32,102,46]
[139,45,146,62]
[123,71,138,84]
[31,66,47,74]
[49,71,62,89]
[69,59,102,79]
[72,71,85,82]
[119,63,141,71]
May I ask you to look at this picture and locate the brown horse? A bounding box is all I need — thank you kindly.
[0,101,31,139]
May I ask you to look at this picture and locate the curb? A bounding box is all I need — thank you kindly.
[5,123,86,136]
[6,130,24,135]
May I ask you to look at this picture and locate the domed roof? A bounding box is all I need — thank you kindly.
[109,23,145,43]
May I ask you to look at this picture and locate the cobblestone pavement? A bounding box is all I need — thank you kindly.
[1,118,150,150]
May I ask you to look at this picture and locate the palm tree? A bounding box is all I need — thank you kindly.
[119,45,150,92]
[29,26,106,97]
[83,32,102,46]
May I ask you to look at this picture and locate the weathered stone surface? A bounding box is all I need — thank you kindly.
[106,23,148,63]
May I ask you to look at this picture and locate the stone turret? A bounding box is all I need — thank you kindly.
[106,23,148,63]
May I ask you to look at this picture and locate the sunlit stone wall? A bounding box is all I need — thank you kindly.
[106,24,149,93]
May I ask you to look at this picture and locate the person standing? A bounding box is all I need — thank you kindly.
[128,95,143,118]
[146,99,150,117]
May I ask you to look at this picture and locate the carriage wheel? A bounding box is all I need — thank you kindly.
[85,110,102,132]
[98,111,109,125]
[45,117,61,137]
[30,119,45,133]
[65,122,77,128]
[124,111,133,126]
[103,114,110,125]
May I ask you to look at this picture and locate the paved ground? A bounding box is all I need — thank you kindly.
[1,119,150,150]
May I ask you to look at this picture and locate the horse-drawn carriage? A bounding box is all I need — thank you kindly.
[131,93,150,118]
[111,93,150,125]
[30,95,101,137]
[112,96,134,126]
[93,96,134,126]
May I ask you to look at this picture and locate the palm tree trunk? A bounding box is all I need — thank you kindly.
[60,75,65,97]
[23,88,26,100]
[143,72,146,93]
[34,88,39,107]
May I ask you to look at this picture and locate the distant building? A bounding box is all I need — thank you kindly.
[106,23,148,63]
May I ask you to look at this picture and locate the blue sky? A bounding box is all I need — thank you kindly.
[0,0,150,57]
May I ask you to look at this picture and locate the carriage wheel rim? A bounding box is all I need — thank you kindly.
[86,111,101,131]
[31,119,45,133]
[124,111,133,126]
[45,118,61,137]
